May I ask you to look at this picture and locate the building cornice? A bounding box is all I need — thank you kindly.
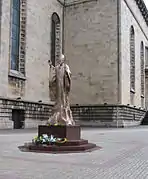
[57,0,97,7]
[135,0,148,25]
[58,0,148,26]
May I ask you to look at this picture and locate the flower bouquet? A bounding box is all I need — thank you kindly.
[32,134,67,145]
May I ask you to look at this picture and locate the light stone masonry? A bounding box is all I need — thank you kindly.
[64,0,119,105]
[0,0,148,128]
[0,0,63,103]
[121,0,148,107]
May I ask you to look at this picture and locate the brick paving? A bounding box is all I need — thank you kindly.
[0,127,148,178]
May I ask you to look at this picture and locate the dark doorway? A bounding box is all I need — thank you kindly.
[12,109,25,129]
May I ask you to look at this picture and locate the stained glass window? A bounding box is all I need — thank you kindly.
[11,0,20,71]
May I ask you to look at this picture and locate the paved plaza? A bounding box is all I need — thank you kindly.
[0,127,148,178]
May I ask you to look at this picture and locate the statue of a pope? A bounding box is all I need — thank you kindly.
[48,54,75,126]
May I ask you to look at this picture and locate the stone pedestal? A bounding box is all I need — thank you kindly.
[38,125,80,140]
[18,125,100,154]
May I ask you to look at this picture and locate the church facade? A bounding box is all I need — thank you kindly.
[0,0,147,129]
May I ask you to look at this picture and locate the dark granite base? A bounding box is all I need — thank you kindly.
[18,140,100,154]
[18,125,100,154]
[38,125,80,140]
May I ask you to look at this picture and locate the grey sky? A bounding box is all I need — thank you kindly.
[143,0,148,8]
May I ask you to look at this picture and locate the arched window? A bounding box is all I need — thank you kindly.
[51,13,61,66]
[141,41,144,107]
[130,26,135,92]
[130,26,135,105]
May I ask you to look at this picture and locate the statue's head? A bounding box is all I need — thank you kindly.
[61,54,65,60]
[61,54,65,63]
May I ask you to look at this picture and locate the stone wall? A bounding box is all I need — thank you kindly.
[0,97,145,129]
[24,0,63,103]
[0,0,2,49]
[145,70,148,109]
[0,0,63,103]
[71,104,145,127]
[64,0,119,105]
[120,0,148,107]
[0,0,10,97]
[0,98,52,129]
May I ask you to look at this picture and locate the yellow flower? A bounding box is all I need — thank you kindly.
[34,136,38,140]
[39,136,43,140]
[57,138,67,143]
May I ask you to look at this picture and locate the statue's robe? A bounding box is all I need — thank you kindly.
[48,62,75,126]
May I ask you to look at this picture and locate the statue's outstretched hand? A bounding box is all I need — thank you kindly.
[48,60,55,70]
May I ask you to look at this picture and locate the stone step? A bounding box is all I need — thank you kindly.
[19,142,98,153]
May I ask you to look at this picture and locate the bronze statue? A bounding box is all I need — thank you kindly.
[48,54,75,126]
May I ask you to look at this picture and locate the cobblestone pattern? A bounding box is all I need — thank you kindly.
[0,128,148,178]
